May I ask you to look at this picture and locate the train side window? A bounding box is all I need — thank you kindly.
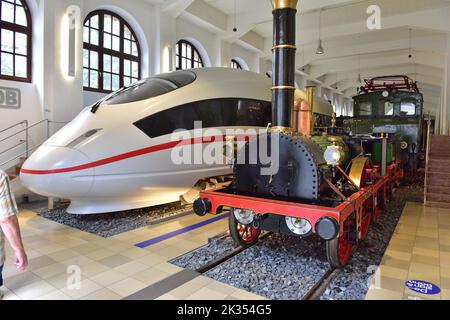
[400,102,416,116]
[134,99,271,138]
[358,101,372,116]
[383,101,394,116]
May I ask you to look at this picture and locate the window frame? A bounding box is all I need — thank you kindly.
[231,59,242,70]
[83,9,141,93]
[175,40,204,70]
[0,0,32,83]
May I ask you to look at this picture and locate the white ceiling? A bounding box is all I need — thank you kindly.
[158,0,450,110]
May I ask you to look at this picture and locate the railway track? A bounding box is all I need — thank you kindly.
[195,232,273,274]
[176,231,341,301]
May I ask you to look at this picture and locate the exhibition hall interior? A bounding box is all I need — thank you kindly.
[0,0,450,302]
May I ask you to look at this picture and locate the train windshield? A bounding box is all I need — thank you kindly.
[103,71,196,105]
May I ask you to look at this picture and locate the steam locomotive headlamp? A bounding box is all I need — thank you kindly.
[233,208,256,225]
[286,217,312,236]
[324,145,342,166]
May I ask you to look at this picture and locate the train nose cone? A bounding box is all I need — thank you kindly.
[20,146,94,198]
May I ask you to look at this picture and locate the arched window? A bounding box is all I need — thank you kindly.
[175,40,203,70]
[0,0,32,82]
[83,10,141,93]
[231,59,242,70]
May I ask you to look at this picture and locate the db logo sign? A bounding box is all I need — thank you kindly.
[0,87,21,109]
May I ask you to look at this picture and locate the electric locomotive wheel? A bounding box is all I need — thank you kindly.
[326,214,355,268]
[229,208,261,247]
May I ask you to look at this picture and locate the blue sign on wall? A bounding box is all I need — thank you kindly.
[405,280,441,295]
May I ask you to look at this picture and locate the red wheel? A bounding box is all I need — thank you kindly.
[372,193,381,224]
[229,209,261,247]
[360,200,372,240]
[326,215,355,268]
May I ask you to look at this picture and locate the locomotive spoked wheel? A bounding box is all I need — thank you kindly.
[360,200,372,240]
[326,216,355,268]
[372,193,382,224]
[229,209,261,247]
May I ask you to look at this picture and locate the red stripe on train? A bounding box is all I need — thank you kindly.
[20,135,250,175]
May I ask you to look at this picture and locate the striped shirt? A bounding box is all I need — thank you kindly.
[0,170,18,265]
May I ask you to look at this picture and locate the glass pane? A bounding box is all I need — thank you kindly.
[124,59,130,76]
[112,17,120,35]
[358,102,372,116]
[90,70,98,88]
[124,26,131,39]
[182,58,187,70]
[90,15,99,29]
[103,72,111,91]
[132,61,139,78]
[131,42,138,56]
[186,46,192,59]
[104,33,111,49]
[15,33,27,55]
[1,29,13,52]
[124,39,131,55]
[83,49,89,67]
[1,1,14,23]
[83,26,89,43]
[175,44,179,56]
[401,102,416,116]
[112,35,120,51]
[123,76,131,87]
[90,51,98,69]
[104,15,112,33]
[194,51,199,61]
[112,74,120,91]
[182,43,187,57]
[1,52,14,75]
[15,5,27,26]
[90,29,99,45]
[83,68,89,86]
[112,56,120,74]
[103,54,111,72]
[15,55,26,77]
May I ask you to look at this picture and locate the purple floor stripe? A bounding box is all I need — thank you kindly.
[134,213,229,248]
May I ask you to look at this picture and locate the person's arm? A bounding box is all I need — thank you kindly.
[0,215,28,271]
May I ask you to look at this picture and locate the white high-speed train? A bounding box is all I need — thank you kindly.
[20,68,333,214]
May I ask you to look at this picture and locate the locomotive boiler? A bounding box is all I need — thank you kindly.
[193,0,403,268]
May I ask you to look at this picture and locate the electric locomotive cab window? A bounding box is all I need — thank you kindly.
[134,99,271,138]
[103,70,196,105]
[357,101,373,116]
[382,100,394,116]
[400,101,416,116]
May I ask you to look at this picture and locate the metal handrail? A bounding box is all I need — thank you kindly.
[0,120,27,135]
[0,119,69,171]
[0,140,26,156]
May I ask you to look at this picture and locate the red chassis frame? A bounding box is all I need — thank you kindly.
[199,162,403,240]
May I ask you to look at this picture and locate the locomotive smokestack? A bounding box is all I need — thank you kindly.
[271,0,298,132]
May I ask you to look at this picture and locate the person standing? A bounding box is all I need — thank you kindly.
[0,170,28,299]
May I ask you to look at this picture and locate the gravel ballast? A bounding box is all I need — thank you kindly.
[39,202,193,237]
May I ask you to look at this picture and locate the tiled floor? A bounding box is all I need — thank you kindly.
[366,202,450,300]
[1,208,264,300]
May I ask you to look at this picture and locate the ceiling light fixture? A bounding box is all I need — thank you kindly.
[408,28,413,59]
[316,9,324,54]
[233,0,238,32]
